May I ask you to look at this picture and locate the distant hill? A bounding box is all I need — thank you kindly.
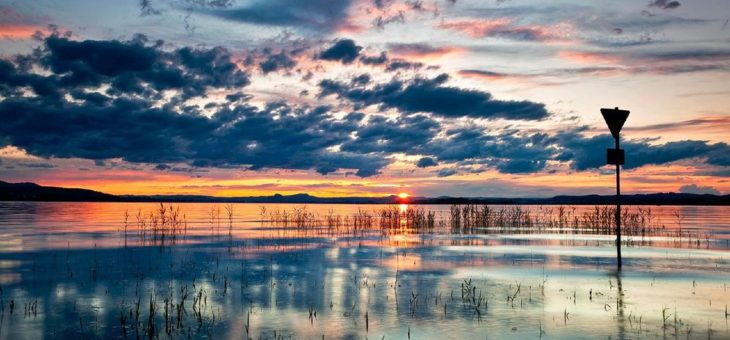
[0,181,116,201]
[1,180,729,205]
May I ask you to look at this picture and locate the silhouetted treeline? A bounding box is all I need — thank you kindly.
[1,181,729,205]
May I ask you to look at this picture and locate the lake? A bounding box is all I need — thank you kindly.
[0,202,728,339]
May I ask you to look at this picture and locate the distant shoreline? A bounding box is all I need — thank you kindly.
[2,180,729,206]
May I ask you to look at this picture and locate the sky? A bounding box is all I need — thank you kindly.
[0,0,729,197]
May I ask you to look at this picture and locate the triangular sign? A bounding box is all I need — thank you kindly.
[601,107,630,139]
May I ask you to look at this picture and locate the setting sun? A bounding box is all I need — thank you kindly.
[398,192,410,199]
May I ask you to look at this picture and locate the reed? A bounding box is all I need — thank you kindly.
[129,203,188,245]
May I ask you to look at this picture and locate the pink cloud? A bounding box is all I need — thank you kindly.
[437,18,573,43]
[0,24,47,40]
[557,50,621,64]
[388,43,466,59]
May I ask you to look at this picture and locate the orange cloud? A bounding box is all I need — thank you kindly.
[0,24,46,40]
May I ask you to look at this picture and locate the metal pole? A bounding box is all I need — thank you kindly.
[615,136,622,270]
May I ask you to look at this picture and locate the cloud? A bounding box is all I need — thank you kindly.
[678,184,720,195]
[0,24,50,40]
[555,131,730,171]
[0,5,53,40]
[440,4,706,48]
[259,50,296,74]
[424,128,557,174]
[7,34,250,101]
[416,157,437,168]
[417,126,730,176]
[204,0,355,33]
[3,33,729,181]
[339,114,440,154]
[437,168,457,177]
[387,43,464,59]
[437,18,568,42]
[139,0,162,16]
[649,0,681,10]
[0,95,389,177]
[319,39,362,64]
[385,58,423,71]
[358,50,425,72]
[495,159,545,174]
[554,47,730,72]
[360,52,388,65]
[19,162,57,169]
[553,48,730,76]
[622,116,730,134]
[318,73,549,120]
[0,35,390,177]
[458,69,534,82]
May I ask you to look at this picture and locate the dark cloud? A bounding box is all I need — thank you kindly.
[259,50,296,74]
[359,51,424,72]
[649,0,681,10]
[437,168,457,177]
[5,35,250,101]
[339,114,440,154]
[204,0,354,32]
[360,52,388,65]
[490,27,552,42]
[352,74,371,85]
[424,128,557,174]
[385,58,423,71]
[139,0,162,16]
[617,48,730,64]
[416,157,437,168]
[415,126,730,176]
[319,74,549,120]
[20,162,57,169]
[458,69,520,80]
[0,95,389,177]
[0,35,391,177]
[555,131,730,171]
[495,159,545,174]
[387,42,452,56]
[319,39,362,64]
[3,35,728,180]
[143,0,233,14]
[373,0,394,9]
[372,11,405,30]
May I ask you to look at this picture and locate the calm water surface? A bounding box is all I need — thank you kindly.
[0,202,728,339]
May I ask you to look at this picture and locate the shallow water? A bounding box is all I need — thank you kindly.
[0,202,728,339]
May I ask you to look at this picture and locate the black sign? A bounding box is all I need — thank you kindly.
[607,148,624,165]
[601,108,630,139]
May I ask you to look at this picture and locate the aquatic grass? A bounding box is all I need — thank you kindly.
[129,203,188,246]
[118,203,715,251]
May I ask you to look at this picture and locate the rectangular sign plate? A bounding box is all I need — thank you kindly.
[607,148,625,165]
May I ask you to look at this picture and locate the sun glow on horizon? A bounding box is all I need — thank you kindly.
[398,192,410,199]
